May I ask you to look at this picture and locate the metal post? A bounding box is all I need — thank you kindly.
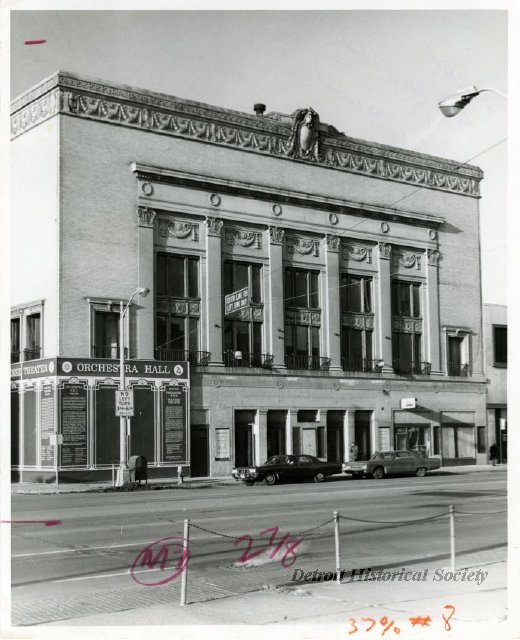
[55,442,59,493]
[117,300,128,486]
[177,465,183,485]
[449,505,455,571]
[112,464,115,487]
[180,518,190,606]
[334,510,341,583]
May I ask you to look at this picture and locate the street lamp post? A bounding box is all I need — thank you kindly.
[438,86,507,117]
[116,286,150,486]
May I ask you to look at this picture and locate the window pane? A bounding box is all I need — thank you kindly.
[364,278,372,312]
[27,314,41,349]
[311,326,320,357]
[95,312,118,357]
[413,334,422,364]
[284,270,293,306]
[11,319,20,353]
[317,427,325,458]
[235,322,250,353]
[170,317,185,349]
[310,273,319,308]
[156,315,167,349]
[284,324,294,355]
[457,427,474,457]
[295,325,308,355]
[477,426,486,453]
[294,271,307,306]
[433,426,440,455]
[340,275,348,312]
[251,265,262,303]
[391,281,399,315]
[157,254,167,295]
[494,327,507,365]
[188,317,199,351]
[348,329,363,360]
[392,332,400,362]
[223,262,233,296]
[399,332,413,363]
[253,322,262,353]
[188,258,199,298]
[366,330,373,361]
[398,283,410,316]
[412,284,421,317]
[224,320,233,351]
[448,337,462,369]
[442,426,456,458]
[235,263,248,291]
[168,257,185,297]
[347,277,362,312]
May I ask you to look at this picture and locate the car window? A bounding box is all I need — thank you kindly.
[266,456,280,465]
[381,452,395,460]
[396,452,413,459]
[296,455,313,464]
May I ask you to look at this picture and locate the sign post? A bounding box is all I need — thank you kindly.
[116,390,135,417]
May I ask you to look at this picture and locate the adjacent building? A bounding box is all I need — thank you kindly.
[11,71,489,481]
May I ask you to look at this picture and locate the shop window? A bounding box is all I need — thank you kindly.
[93,311,120,359]
[493,326,507,366]
[297,410,318,422]
[442,424,475,459]
[316,427,326,458]
[11,317,20,363]
[477,426,487,454]
[433,426,440,455]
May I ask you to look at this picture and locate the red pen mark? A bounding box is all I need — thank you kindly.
[379,617,400,636]
[131,536,189,586]
[24,40,47,45]
[235,525,304,567]
[1,519,62,527]
[442,605,456,631]
[409,615,432,628]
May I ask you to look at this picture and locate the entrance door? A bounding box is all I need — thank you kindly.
[267,410,287,459]
[327,410,344,462]
[190,426,209,477]
[235,410,255,467]
[302,428,317,456]
[354,411,372,460]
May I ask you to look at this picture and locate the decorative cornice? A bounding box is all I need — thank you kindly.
[286,235,320,258]
[158,218,199,241]
[269,226,285,246]
[11,72,482,198]
[206,217,223,237]
[225,228,262,249]
[325,234,340,253]
[137,206,156,228]
[378,242,392,260]
[343,243,373,264]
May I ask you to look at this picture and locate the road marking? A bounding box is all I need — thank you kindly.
[52,566,170,583]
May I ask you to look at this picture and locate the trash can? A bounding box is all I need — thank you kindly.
[128,455,148,485]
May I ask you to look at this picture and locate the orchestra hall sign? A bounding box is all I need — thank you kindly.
[11,358,190,482]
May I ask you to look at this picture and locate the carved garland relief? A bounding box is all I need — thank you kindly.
[286,235,320,258]
[158,218,199,241]
[343,244,373,264]
[392,250,423,271]
[225,228,262,249]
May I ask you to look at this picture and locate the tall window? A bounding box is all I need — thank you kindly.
[340,275,373,372]
[493,326,507,366]
[11,318,20,363]
[223,261,264,366]
[391,281,426,374]
[447,335,468,376]
[25,313,41,361]
[156,253,200,362]
[284,268,323,370]
[93,311,120,358]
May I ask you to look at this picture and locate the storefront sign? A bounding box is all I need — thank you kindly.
[11,358,56,381]
[40,384,55,467]
[60,382,88,466]
[400,397,417,409]
[161,384,188,464]
[57,358,188,379]
[215,428,230,460]
[224,287,249,315]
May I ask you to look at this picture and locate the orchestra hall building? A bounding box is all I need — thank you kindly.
[10,71,489,481]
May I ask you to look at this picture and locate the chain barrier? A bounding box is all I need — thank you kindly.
[454,509,507,516]
[292,518,335,537]
[339,511,449,525]
[190,522,239,540]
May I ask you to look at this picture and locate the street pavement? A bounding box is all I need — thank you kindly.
[6,467,509,638]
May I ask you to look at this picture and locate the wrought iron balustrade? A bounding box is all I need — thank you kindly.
[154,348,210,366]
[223,351,273,368]
[23,348,41,361]
[284,354,331,371]
[392,360,432,375]
[448,363,469,377]
[341,357,377,373]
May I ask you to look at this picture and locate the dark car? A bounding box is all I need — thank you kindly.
[232,454,342,485]
[342,450,441,479]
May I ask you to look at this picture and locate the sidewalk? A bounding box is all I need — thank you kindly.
[11,465,507,495]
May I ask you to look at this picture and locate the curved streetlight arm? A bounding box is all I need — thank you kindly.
[475,87,507,98]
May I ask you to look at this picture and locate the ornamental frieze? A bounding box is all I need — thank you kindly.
[392,318,423,333]
[156,298,200,316]
[158,218,199,241]
[342,244,373,264]
[341,313,374,330]
[285,309,321,326]
[225,228,262,250]
[10,73,482,198]
[286,235,320,258]
[227,306,264,322]
[392,250,422,270]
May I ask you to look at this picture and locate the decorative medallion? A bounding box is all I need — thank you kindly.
[275,379,284,389]
[209,194,221,207]
[212,378,221,388]
[159,219,199,241]
[272,204,282,216]
[225,228,262,249]
[378,242,392,260]
[334,381,340,391]
[141,182,154,196]
[286,235,320,257]
[381,222,390,233]
[428,229,437,240]
[328,213,339,226]
[206,217,224,237]
[137,206,156,228]
[326,234,340,253]
[269,226,285,246]
[285,107,322,162]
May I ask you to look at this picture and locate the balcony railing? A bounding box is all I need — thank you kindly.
[92,346,127,359]
[223,351,273,368]
[154,348,210,367]
[23,348,41,361]
[285,354,331,371]
[448,363,469,377]
[11,351,21,363]
[392,360,432,375]
[341,357,377,373]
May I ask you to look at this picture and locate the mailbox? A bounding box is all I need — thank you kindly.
[128,455,148,485]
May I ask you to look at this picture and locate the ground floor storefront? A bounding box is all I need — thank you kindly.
[11,361,488,481]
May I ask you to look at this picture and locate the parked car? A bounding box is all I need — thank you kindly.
[232,454,342,485]
[342,450,441,479]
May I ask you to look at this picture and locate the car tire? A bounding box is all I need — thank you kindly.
[372,467,385,480]
[243,480,255,486]
[313,472,325,483]
[415,467,427,477]
[265,473,277,486]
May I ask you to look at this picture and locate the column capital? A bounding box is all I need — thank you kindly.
[206,217,223,237]
[137,206,156,228]
[378,242,392,260]
[326,234,340,253]
[427,249,441,267]
[269,225,285,246]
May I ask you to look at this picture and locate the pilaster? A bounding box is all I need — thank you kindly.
[325,234,342,370]
[377,242,394,373]
[205,217,224,366]
[267,226,286,368]
[344,410,356,461]
[256,410,268,466]
[426,249,442,374]
[137,207,156,359]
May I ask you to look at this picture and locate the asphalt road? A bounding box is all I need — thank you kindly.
[10,471,507,624]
